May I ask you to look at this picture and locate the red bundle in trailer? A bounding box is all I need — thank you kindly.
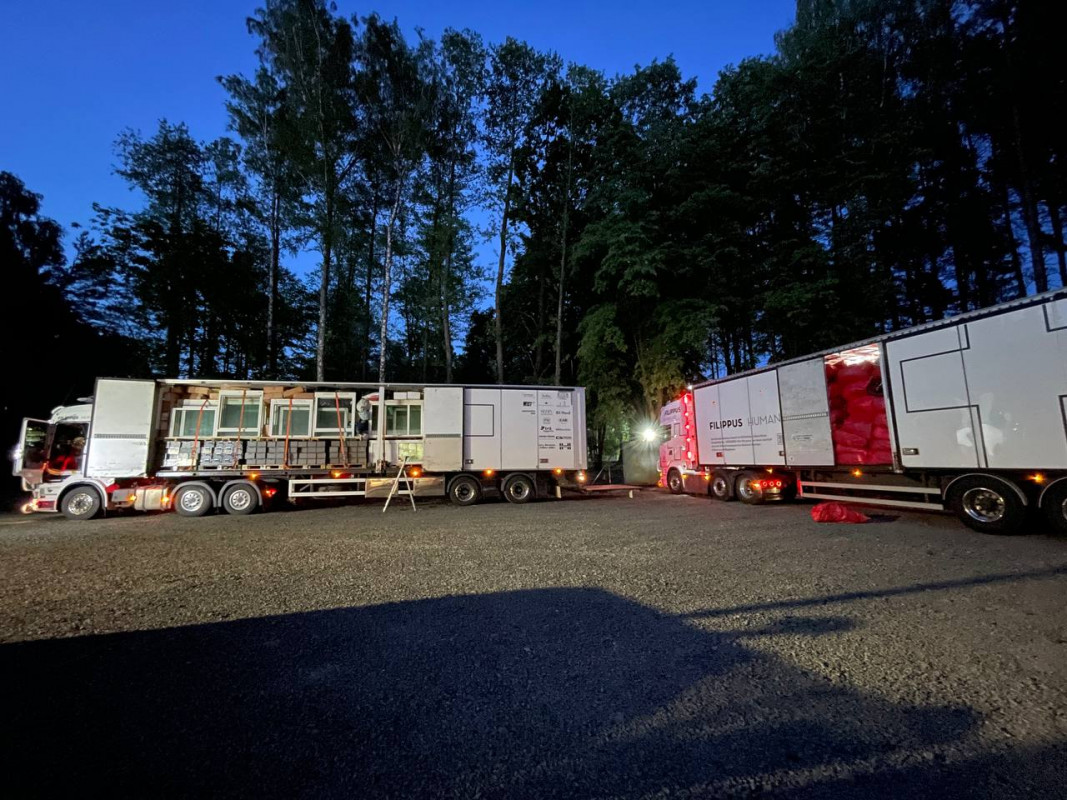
[825,351,892,466]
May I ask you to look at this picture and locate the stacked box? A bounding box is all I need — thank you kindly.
[161,441,196,469]
[327,440,369,466]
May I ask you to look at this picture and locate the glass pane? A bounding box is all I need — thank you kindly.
[272,405,311,437]
[220,399,259,432]
[180,408,216,437]
[315,405,349,432]
[386,405,408,435]
[408,405,422,435]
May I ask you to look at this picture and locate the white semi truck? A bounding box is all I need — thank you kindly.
[658,289,1067,535]
[12,380,587,520]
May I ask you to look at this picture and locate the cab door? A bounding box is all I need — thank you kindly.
[13,418,49,486]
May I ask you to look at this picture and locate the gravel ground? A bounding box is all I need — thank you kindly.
[1,491,1065,798]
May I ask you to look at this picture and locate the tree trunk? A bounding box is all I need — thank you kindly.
[494,155,515,384]
[378,181,404,385]
[316,204,331,382]
[362,194,379,380]
[1045,200,1067,287]
[554,131,573,386]
[267,188,280,378]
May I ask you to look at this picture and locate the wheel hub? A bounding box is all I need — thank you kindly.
[68,492,94,516]
[180,490,204,512]
[961,487,1006,523]
[228,489,252,511]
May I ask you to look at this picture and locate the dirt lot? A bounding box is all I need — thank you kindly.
[1,491,1065,798]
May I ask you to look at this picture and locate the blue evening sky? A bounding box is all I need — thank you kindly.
[1,0,795,275]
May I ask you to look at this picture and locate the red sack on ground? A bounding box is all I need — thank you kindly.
[811,502,870,523]
[839,420,873,439]
[833,429,868,449]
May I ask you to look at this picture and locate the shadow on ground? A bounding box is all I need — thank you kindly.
[1,588,1059,798]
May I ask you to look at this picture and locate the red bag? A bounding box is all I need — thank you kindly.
[839,420,873,439]
[852,395,886,415]
[840,381,871,400]
[868,448,893,464]
[837,363,876,382]
[811,502,870,523]
[833,429,868,449]
[834,446,868,465]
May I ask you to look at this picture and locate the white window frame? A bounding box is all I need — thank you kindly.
[170,402,218,439]
[216,391,263,436]
[381,400,423,437]
[313,392,356,436]
[269,398,314,439]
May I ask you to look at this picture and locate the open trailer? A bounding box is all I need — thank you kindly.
[658,288,1067,534]
[13,380,587,520]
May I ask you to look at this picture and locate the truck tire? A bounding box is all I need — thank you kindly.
[1038,480,1067,535]
[60,486,102,521]
[173,484,213,517]
[710,470,734,501]
[448,475,482,507]
[503,473,535,504]
[222,483,259,516]
[735,471,765,506]
[947,475,1026,535]
[666,469,684,494]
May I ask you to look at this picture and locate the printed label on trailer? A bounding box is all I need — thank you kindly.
[537,391,574,464]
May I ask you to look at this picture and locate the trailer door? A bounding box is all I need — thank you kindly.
[748,371,786,466]
[463,388,501,470]
[501,388,538,469]
[885,326,979,469]
[778,359,834,466]
[85,379,157,478]
[693,384,725,465]
[423,387,463,471]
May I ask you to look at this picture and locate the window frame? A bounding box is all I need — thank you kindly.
[374,400,423,437]
[216,391,264,436]
[312,391,356,436]
[268,398,314,439]
[170,402,218,439]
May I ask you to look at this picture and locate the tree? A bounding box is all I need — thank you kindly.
[483,39,559,383]
[248,0,358,380]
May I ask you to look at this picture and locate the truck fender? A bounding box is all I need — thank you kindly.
[1037,476,1067,507]
[943,473,1028,506]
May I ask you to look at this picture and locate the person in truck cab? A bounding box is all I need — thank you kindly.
[46,436,84,475]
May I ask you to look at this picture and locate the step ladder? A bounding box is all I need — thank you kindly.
[383,457,417,513]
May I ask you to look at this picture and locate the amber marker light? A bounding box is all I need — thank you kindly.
[1028,473,1046,484]
[409,468,422,478]
[484,469,495,477]
[851,468,863,477]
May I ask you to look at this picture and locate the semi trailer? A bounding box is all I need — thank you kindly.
[658,289,1067,535]
[12,380,587,520]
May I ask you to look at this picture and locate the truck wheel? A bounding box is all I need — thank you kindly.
[666,469,684,494]
[173,484,213,517]
[1038,480,1067,535]
[503,474,535,504]
[448,475,482,507]
[710,471,734,501]
[947,475,1025,535]
[60,486,102,521]
[735,471,765,506]
[222,484,259,516]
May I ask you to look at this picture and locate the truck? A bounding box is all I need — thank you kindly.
[12,380,588,520]
[658,288,1067,535]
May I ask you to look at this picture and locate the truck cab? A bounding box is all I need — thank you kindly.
[12,403,93,510]
[658,391,701,493]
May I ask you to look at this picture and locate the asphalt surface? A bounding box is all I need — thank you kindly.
[1,491,1065,798]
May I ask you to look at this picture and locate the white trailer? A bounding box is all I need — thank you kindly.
[12,380,587,520]
[660,289,1067,535]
